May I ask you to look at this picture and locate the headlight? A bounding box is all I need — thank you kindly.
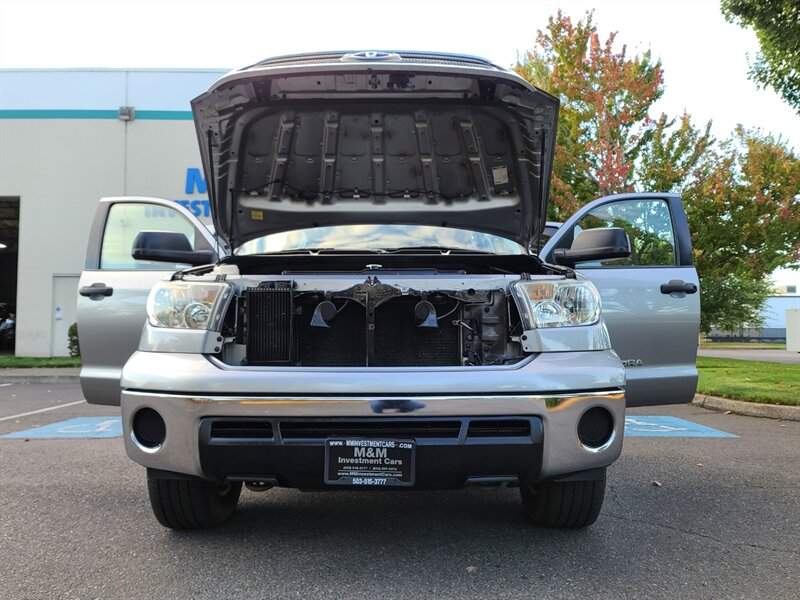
[146,281,232,330]
[511,279,601,328]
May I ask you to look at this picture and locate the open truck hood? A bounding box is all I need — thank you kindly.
[192,51,558,251]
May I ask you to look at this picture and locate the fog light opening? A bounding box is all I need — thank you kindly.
[577,407,614,452]
[132,407,166,452]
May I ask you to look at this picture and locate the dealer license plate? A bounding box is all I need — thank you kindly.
[324,438,415,486]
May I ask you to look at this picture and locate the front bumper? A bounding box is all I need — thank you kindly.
[120,350,626,485]
[197,415,547,489]
[121,389,625,485]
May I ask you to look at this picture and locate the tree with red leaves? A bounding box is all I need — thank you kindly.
[515,10,665,218]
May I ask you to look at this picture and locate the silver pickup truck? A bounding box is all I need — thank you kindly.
[77,51,700,530]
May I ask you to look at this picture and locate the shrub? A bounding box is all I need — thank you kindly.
[68,322,80,358]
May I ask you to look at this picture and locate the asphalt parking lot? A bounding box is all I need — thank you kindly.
[697,348,800,364]
[1,383,798,600]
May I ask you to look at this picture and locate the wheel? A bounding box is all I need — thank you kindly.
[520,469,606,528]
[146,470,242,530]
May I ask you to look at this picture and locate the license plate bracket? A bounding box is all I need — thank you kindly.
[324,438,415,486]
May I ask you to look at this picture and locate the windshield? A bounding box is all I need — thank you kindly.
[236,225,524,255]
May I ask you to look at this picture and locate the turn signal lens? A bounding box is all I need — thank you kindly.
[511,280,601,328]
[146,282,232,330]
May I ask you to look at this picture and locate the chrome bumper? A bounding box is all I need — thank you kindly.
[120,388,625,481]
[120,349,626,481]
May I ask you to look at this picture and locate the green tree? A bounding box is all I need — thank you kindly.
[516,12,800,332]
[721,0,800,114]
[684,127,800,331]
[637,112,713,193]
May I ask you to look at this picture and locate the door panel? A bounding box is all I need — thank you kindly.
[78,197,218,405]
[541,193,700,407]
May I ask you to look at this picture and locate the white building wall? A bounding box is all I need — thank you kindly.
[762,296,800,329]
[126,120,211,207]
[0,69,227,356]
[0,119,125,355]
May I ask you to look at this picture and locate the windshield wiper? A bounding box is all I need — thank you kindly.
[383,246,494,255]
[240,247,387,256]
[238,247,493,257]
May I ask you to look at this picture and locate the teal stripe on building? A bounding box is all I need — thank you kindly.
[0,109,194,120]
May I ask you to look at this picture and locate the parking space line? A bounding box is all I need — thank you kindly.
[0,400,85,422]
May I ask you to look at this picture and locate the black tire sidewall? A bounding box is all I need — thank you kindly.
[521,469,606,529]
[147,472,243,530]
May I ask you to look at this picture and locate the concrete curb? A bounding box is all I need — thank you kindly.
[2,375,80,384]
[693,394,800,422]
[1,368,81,385]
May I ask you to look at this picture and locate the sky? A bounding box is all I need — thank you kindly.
[1,0,798,285]
[1,0,798,146]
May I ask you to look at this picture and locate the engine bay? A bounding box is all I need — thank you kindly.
[220,276,525,368]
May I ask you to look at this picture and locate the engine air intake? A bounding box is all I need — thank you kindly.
[280,419,462,440]
[209,420,274,441]
[467,419,531,438]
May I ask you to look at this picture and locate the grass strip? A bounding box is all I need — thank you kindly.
[696,356,799,406]
[0,356,82,368]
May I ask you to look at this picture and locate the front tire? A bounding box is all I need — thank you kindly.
[146,471,242,530]
[521,469,606,528]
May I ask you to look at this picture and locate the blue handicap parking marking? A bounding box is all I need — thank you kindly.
[624,416,736,438]
[1,417,122,439]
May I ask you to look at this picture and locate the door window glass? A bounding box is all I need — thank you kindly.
[100,203,197,270]
[573,199,676,267]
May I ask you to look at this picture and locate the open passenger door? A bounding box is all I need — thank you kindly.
[541,193,700,407]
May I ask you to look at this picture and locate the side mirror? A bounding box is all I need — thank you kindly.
[131,231,216,266]
[552,227,631,267]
